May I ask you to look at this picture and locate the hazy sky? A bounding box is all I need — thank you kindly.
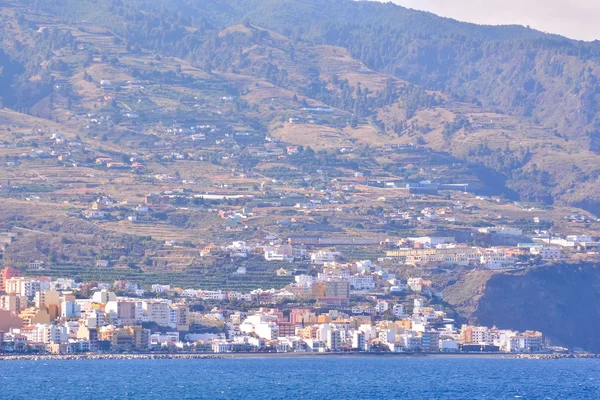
[391,0,600,41]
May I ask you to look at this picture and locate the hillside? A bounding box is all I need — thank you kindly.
[206,24,600,212]
[1,0,600,213]
[1,0,600,351]
[21,0,600,147]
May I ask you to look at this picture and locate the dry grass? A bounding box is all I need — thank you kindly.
[271,122,394,150]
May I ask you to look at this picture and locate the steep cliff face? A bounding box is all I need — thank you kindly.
[444,264,600,352]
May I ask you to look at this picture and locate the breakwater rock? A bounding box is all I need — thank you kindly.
[0,353,222,361]
[516,353,600,360]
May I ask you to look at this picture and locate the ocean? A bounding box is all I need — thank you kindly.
[1,356,599,399]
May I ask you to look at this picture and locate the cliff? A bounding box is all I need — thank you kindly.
[444,264,600,352]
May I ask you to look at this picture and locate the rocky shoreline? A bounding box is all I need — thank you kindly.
[1,352,598,362]
[0,353,223,361]
[516,353,600,360]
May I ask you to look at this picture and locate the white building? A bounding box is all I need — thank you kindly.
[61,301,81,318]
[240,314,279,340]
[5,278,43,298]
[294,275,314,288]
[359,324,377,341]
[375,300,389,313]
[400,335,422,351]
[304,339,326,352]
[378,329,395,346]
[81,309,106,329]
[151,284,171,293]
[440,339,458,352]
[200,290,227,301]
[393,304,405,318]
[478,227,523,236]
[530,246,562,259]
[310,251,336,265]
[51,278,77,290]
[264,245,294,262]
[352,331,367,350]
[355,260,372,273]
[150,332,179,347]
[480,250,516,269]
[349,275,376,291]
[91,289,117,304]
[19,324,67,344]
[326,328,342,351]
[413,298,424,314]
[566,235,592,244]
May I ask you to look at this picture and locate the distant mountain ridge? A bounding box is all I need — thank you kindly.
[20,0,600,145]
[4,0,600,212]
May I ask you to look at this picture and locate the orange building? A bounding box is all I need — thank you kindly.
[396,319,412,330]
[289,308,312,324]
[317,314,333,324]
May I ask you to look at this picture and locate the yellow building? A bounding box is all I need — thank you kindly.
[19,307,50,326]
[109,326,150,350]
[99,325,115,341]
[297,326,318,340]
[125,325,150,350]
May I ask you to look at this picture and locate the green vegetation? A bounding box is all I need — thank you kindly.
[27,264,292,291]
[0,0,597,211]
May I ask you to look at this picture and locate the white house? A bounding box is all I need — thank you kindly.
[566,235,592,244]
[531,246,562,259]
[310,251,336,265]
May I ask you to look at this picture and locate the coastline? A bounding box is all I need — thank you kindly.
[3,352,593,361]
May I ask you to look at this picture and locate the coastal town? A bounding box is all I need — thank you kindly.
[3,1,600,400]
[1,194,598,355]
[1,2,600,358]
[0,254,549,355]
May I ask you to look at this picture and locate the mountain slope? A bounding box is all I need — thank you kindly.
[204,24,600,212]
[444,264,600,352]
[14,0,600,152]
[4,1,600,211]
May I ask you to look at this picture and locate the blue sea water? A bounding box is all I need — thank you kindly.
[1,357,599,399]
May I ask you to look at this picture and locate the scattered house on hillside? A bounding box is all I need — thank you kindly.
[276,268,292,277]
[84,210,105,220]
[286,146,299,155]
[96,158,112,165]
[106,162,128,169]
[236,266,247,275]
[136,205,149,213]
[28,260,45,270]
[264,246,294,262]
